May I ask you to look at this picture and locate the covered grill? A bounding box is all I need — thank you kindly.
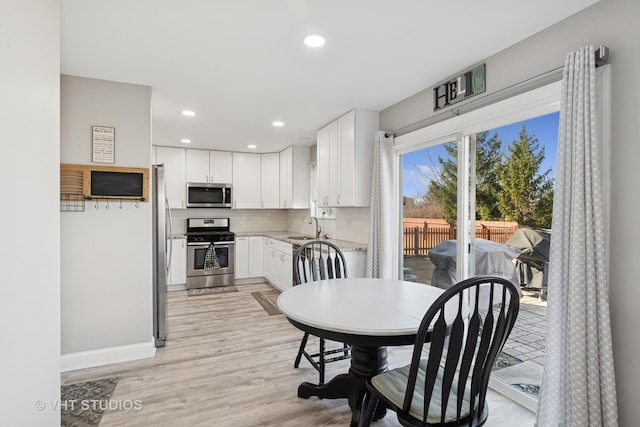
[505,227,551,290]
[429,238,520,289]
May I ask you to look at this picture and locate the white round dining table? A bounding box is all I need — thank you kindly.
[277,277,447,426]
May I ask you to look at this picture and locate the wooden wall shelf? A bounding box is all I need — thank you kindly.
[60,163,149,202]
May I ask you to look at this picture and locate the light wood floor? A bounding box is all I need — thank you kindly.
[62,282,536,426]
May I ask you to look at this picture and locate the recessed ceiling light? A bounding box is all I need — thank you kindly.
[272,121,284,127]
[181,110,196,117]
[248,144,257,149]
[304,34,325,47]
[180,138,191,143]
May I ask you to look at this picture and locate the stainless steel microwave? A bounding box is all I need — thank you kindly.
[186,183,232,208]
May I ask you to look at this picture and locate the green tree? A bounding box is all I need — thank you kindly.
[425,132,504,221]
[475,132,504,220]
[426,142,458,221]
[498,125,554,227]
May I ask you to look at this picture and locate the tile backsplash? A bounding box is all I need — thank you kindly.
[170,207,369,245]
[169,208,288,234]
[286,207,369,244]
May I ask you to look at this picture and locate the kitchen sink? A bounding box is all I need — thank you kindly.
[286,235,315,240]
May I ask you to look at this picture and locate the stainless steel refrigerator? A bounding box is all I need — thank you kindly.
[152,164,172,347]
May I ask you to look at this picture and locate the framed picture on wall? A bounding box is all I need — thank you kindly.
[92,125,115,164]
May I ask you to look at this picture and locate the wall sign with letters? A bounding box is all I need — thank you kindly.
[433,64,486,111]
[92,125,115,164]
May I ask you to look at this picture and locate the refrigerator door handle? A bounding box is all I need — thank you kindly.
[165,197,173,276]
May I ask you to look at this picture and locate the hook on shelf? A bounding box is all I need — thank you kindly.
[105,198,110,210]
[119,199,123,209]
[135,200,139,209]
[94,199,99,209]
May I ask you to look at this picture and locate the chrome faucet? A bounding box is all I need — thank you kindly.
[310,216,322,239]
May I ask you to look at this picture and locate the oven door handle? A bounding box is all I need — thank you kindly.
[187,241,235,247]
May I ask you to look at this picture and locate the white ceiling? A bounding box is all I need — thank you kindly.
[61,0,598,153]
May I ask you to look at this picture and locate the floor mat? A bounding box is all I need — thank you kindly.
[187,285,238,296]
[251,290,281,315]
[492,360,543,397]
[493,351,523,371]
[61,377,119,427]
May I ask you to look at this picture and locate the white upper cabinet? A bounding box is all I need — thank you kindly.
[317,121,338,207]
[210,150,232,183]
[186,149,209,183]
[156,146,186,209]
[279,148,290,208]
[261,153,280,208]
[316,110,378,207]
[279,145,310,209]
[232,152,261,208]
[186,149,233,184]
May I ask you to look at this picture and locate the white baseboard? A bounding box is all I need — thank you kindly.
[61,338,156,372]
[234,277,266,285]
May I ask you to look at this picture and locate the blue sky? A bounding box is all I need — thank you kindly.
[402,111,559,198]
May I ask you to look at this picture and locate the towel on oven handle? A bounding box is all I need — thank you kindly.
[204,243,221,270]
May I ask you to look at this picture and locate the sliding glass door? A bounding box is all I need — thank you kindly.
[400,136,461,286]
[395,81,563,409]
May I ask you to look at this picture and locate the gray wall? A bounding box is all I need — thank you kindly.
[380,0,640,423]
[60,75,152,354]
[0,0,61,425]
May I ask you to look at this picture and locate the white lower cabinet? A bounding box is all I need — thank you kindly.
[168,237,187,287]
[263,239,277,284]
[344,250,367,278]
[235,236,264,280]
[263,238,292,291]
[235,237,249,279]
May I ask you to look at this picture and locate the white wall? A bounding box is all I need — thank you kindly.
[0,0,61,425]
[60,76,153,357]
[380,0,640,423]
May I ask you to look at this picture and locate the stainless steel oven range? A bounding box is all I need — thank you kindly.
[186,218,235,289]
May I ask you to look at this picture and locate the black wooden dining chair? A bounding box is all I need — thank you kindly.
[292,240,350,385]
[358,276,520,427]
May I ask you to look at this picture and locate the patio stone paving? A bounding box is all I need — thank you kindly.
[404,256,548,399]
[505,290,547,369]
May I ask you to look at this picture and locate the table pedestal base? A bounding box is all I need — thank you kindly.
[297,345,388,426]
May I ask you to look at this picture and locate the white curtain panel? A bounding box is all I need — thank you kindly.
[366,131,395,279]
[536,46,618,426]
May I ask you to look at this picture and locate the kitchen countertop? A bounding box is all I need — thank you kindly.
[234,231,367,252]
